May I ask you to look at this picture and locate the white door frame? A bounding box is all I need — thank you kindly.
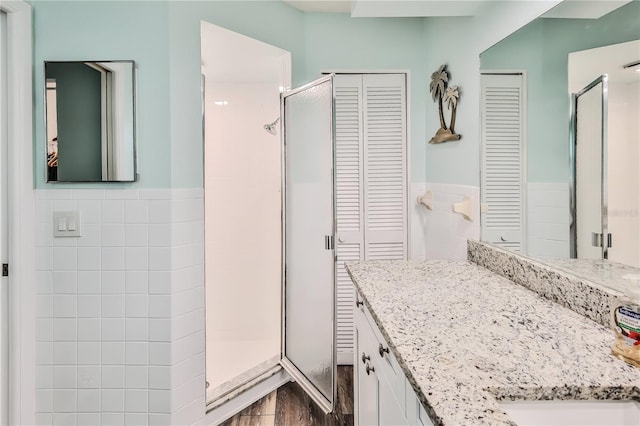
[1,1,35,425]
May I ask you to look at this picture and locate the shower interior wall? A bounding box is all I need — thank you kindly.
[201,21,291,401]
[203,81,284,396]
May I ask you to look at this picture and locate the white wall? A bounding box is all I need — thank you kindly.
[204,82,282,391]
[416,183,481,260]
[608,81,640,267]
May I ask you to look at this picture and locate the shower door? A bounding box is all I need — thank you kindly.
[0,11,7,425]
[281,75,336,413]
[572,75,608,259]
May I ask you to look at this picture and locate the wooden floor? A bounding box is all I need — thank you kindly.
[220,366,354,426]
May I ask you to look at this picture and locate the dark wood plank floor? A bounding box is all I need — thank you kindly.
[221,366,354,426]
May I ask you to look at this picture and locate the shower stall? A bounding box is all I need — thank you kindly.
[201,22,409,423]
[201,21,341,420]
[570,41,640,267]
[201,22,291,407]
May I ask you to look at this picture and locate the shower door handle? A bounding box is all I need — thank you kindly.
[591,232,612,248]
[324,235,335,250]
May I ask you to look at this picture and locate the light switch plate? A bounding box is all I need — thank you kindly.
[53,211,81,237]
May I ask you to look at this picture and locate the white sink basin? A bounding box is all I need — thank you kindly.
[500,400,640,426]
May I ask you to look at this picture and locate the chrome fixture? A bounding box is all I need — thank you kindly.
[264,117,280,135]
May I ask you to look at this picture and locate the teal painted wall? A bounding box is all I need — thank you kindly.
[32,1,433,188]
[33,1,542,189]
[422,16,480,186]
[45,62,102,182]
[481,1,640,183]
[302,13,427,182]
[32,0,171,188]
[167,5,430,186]
[166,1,306,188]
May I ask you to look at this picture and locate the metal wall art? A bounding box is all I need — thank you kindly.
[428,64,461,144]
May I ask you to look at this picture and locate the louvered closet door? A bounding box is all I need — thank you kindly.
[334,75,364,364]
[363,74,407,260]
[481,73,525,252]
[334,74,408,364]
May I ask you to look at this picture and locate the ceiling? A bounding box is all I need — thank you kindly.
[282,0,633,19]
[569,40,640,92]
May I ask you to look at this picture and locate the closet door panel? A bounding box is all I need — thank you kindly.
[481,73,525,253]
[334,74,408,363]
[335,75,364,362]
[363,74,407,261]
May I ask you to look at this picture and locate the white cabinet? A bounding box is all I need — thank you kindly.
[378,371,408,426]
[355,324,379,426]
[354,292,433,426]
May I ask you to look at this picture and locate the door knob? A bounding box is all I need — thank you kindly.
[361,352,370,364]
[379,343,390,357]
[366,364,375,375]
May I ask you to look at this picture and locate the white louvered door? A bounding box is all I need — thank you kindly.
[363,74,407,261]
[335,75,364,364]
[481,73,525,252]
[334,74,407,364]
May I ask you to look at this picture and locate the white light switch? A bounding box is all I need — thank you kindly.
[53,211,81,237]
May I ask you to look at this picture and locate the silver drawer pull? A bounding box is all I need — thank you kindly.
[361,352,370,364]
[379,343,390,357]
[366,364,375,375]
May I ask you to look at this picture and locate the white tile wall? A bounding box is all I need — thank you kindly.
[415,183,481,259]
[167,190,206,424]
[35,183,453,425]
[34,189,180,425]
[526,182,570,258]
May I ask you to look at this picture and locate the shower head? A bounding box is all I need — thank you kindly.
[264,117,280,135]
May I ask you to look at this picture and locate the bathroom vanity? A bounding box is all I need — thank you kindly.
[347,242,640,426]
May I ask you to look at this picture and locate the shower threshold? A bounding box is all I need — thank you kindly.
[206,354,282,410]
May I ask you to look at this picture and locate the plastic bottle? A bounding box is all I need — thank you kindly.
[612,302,640,368]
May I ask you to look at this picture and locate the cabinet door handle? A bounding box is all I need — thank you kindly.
[378,343,390,357]
[361,352,370,364]
[355,300,364,307]
[366,364,375,375]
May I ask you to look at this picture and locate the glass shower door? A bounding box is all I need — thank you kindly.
[281,75,336,413]
[573,75,608,259]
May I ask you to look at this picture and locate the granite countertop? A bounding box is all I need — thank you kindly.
[346,260,640,426]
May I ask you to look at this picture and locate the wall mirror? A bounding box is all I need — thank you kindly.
[45,60,136,182]
[478,0,639,271]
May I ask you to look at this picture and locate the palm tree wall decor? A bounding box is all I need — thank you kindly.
[429,64,462,144]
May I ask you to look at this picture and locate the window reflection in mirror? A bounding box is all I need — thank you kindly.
[44,60,136,182]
